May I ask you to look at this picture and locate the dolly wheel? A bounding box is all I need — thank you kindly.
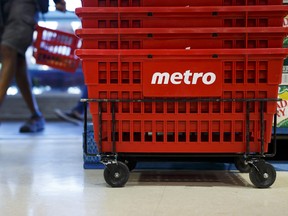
[249,161,276,188]
[234,157,251,173]
[104,161,130,187]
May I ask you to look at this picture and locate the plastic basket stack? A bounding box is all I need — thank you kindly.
[75,0,288,156]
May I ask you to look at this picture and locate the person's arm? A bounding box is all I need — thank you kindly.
[53,0,66,12]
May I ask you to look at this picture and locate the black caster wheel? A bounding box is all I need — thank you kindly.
[249,160,276,188]
[234,157,251,173]
[104,161,130,187]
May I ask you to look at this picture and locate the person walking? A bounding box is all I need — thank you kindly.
[0,0,66,132]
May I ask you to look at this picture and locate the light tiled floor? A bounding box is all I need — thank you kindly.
[0,121,288,216]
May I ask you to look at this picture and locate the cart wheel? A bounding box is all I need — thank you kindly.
[234,157,251,173]
[249,161,276,188]
[104,161,130,187]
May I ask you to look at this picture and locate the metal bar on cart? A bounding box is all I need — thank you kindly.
[83,100,88,155]
[111,102,116,154]
[265,114,278,158]
[82,99,98,156]
[272,114,278,157]
[260,101,265,156]
[245,101,251,155]
[98,101,103,153]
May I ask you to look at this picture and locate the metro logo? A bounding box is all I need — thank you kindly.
[143,61,222,97]
[151,70,216,85]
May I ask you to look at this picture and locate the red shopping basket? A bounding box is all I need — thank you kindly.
[76,48,288,153]
[33,25,81,73]
[80,0,284,7]
[76,27,287,49]
[76,6,287,28]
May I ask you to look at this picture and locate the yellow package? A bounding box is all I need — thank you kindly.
[277,85,288,128]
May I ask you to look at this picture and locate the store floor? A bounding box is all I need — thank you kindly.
[0,121,288,216]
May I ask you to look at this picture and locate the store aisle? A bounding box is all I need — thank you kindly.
[0,122,288,216]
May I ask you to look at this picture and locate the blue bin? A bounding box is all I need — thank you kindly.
[83,123,104,169]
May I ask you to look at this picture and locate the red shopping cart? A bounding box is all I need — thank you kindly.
[77,2,288,188]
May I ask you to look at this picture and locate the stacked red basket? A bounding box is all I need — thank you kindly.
[76,0,288,187]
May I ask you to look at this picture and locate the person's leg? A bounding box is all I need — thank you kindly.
[0,50,44,132]
[54,86,87,125]
[0,44,18,106]
[15,53,45,133]
[15,53,42,117]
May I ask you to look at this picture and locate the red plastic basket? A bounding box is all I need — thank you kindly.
[33,25,81,73]
[76,6,287,29]
[76,27,287,49]
[76,48,288,153]
[81,0,284,7]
